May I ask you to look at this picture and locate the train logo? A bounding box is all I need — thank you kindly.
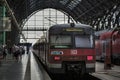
[71,50,77,55]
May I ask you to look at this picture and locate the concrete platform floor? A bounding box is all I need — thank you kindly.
[0,51,51,80]
[0,52,119,80]
[92,62,120,80]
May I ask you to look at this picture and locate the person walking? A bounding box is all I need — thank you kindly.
[3,44,8,60]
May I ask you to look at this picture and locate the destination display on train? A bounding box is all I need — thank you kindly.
[65,28,83,32]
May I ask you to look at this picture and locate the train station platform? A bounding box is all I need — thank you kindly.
[92,62,120,80]
[0,51,51,80]
[0,51,120,80]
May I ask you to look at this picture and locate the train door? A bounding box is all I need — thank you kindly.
[101,40,106,61]
[95,40,102,60]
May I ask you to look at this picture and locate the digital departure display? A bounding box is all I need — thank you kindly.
[65,28,83,32]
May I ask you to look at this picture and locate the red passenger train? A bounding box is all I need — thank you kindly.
[95,29,120,65]
[32,23,95,75]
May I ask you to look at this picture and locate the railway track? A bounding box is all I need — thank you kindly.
[50,73,100,80]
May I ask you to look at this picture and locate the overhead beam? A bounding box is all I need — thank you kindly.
[76,0,105,20]
[22,27,48,31]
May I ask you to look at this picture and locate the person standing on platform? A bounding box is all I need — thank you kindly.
[12,44,20,61]
[3,44,8,60]
[0,44,3,65]
[27,46,29,54]
[19,46,23,60]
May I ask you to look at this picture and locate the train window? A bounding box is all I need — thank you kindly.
[50,35,72,48]
[75,35,93,48]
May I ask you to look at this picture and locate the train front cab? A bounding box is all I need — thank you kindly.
[47,24,95,75]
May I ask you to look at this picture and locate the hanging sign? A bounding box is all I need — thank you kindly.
[0,17,11,31]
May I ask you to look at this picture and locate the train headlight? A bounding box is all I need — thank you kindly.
[54,56,61,61]
[87,56,93,61]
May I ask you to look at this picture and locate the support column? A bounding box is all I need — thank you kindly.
[3,6,6,45]
[0,4,6,45]
[104,15,112,70]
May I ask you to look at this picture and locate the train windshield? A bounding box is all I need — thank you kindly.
[75,35,94,48]
[50,35,72,48]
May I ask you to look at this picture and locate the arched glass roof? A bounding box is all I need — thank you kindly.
[20,8,74,43]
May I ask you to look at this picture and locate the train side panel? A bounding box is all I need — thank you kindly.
[95,31,120,64]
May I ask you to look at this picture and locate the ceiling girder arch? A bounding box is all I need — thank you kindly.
[4,0,119,31]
